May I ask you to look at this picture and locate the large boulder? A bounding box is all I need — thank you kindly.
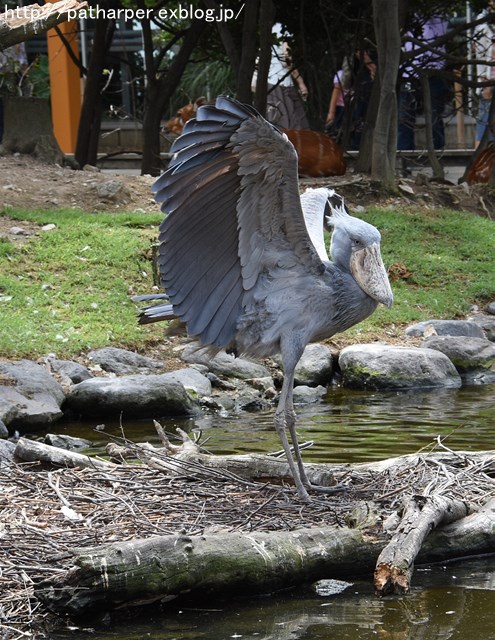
[467,313,495,342]
[405,319,485,339]
[0,360,65,429]
[423,336,495,384]
[339,344,462,390]
[64,372,200,418]
[181,343,272,380]
[293,343,336,387]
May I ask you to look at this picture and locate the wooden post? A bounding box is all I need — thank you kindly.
[46,10,81,154]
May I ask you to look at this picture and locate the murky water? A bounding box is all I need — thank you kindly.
[36,383,495,640]
[48,384,495,463]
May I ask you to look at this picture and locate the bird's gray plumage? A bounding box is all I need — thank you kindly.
[145,96,393,500]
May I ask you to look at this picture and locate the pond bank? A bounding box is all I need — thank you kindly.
[1,312,495,440]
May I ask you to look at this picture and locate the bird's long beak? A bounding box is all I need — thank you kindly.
[351,243,394,307]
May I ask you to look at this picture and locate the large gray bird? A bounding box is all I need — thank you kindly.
[139,96,393,501]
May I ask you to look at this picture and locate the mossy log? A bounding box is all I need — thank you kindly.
[37,499,495,619]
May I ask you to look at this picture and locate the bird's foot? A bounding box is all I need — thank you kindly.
[305,482,348,495]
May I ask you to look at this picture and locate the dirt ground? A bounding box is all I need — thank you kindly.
[1,153,494,233]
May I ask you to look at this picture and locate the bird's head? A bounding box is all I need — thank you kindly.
[325,190,393,308]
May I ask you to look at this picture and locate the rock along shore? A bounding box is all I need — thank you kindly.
[1,311,494,441]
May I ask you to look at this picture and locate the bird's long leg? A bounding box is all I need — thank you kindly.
[277,337,311,501]
[279,337,347,499]
[274,375,311,502]
[280,368,311,488]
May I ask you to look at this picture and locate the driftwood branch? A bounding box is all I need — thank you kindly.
[36,498,495,618]
[374,495,472,595]
[15,437,114,470]
[0,0,87,51]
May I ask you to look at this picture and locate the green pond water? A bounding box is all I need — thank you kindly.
[36,383,495,640]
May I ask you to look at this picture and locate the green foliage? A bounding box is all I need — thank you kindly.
[168,60,235,113]
[29,55,51,100]
[0,205,493,358]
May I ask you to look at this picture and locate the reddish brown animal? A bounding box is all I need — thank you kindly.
[465,142,495,185]
[164,100,346,178]
[163,97,207,136]
[282,128,346,177]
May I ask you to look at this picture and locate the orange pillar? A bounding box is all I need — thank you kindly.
[46,16,82,154]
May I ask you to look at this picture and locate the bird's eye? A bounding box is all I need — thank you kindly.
[353,238,362,247]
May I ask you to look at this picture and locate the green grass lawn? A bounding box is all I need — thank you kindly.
[0,209,163,358]
[0,206,494,359]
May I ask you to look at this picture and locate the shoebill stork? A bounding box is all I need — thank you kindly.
[139,96,393,502]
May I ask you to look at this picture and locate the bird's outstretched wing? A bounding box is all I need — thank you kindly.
[152,96,324,349]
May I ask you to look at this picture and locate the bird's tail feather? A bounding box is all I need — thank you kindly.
[131,294,177,325]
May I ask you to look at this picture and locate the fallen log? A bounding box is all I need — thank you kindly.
[36,498,495,618]
[15,437,115,470]
[374,495,472,595]
[0,0,87,51]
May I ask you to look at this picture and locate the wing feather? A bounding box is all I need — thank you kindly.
[152,96,325,350]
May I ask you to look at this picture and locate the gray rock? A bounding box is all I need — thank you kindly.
[0,360,65,428]
[486,302,495,316]
[161,368,212,398]
[181,343,271,380]
[65,374,199,418]
[87,347,165,375]
[423,336,495,384]
[405,319,485,339]
[0,419,8,439]
[293,385,327,404]
[246,377,277,393]
[339,344,462,390]
[96,179,129,201]
[293,343,335,387]
[0,439,15,465]
[48,358,93,384]
[467,313,495,342]
[45,433,92,451]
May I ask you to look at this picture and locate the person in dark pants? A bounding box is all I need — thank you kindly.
[398,15,449,151]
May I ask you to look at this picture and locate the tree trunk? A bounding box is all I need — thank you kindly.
[371,0,401,188]
[15,437,114,470]
[141,18,206,176]
[0,0,87,50]
[236,0,259,104]
[355,77,380,173]
[203,0,240,77]
[420,71,444,181]
[1,96,64,162]
[74,15,114,168]
[254,0,275,116]
[36,498,495,619]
